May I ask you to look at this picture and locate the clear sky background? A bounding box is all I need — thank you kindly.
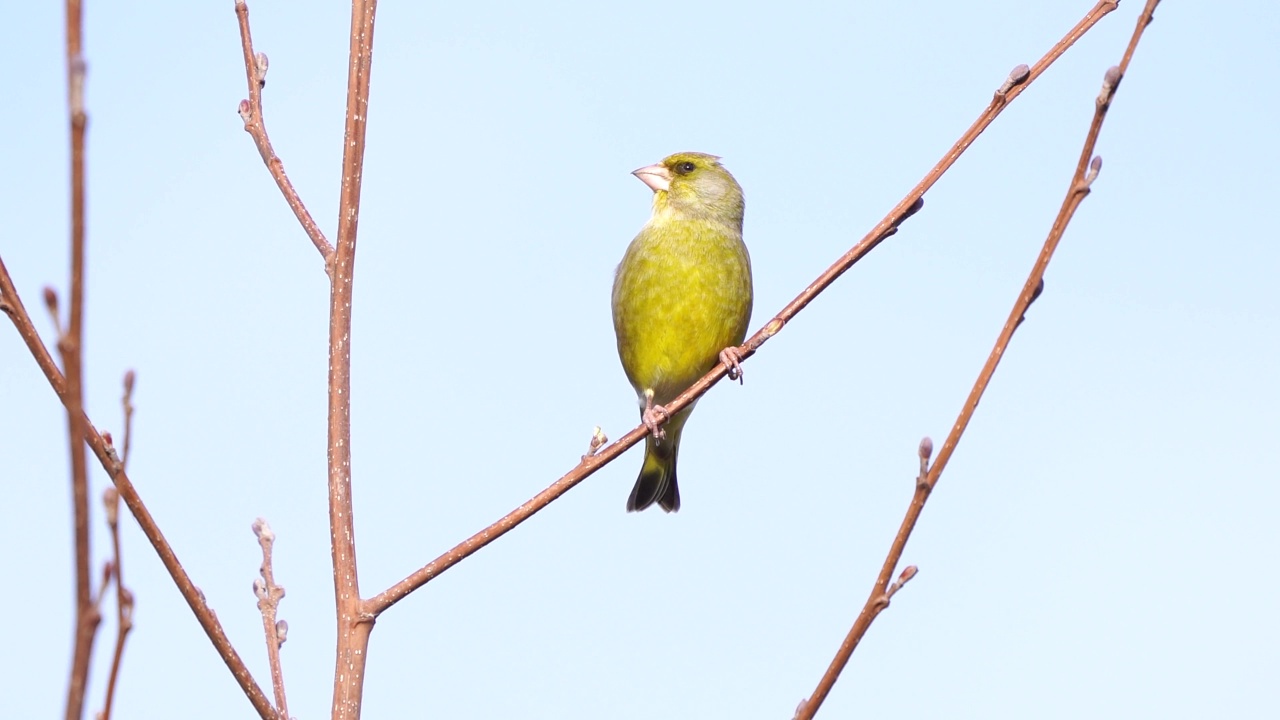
[2,1,1277,718]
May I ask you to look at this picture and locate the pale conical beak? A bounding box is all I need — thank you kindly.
[632,163,672,193]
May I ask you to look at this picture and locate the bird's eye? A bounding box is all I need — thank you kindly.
[674,161,697,175]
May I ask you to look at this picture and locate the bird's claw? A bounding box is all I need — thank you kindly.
[720,346,746,384]
[641,393,669,441]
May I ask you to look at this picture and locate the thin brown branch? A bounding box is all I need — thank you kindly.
[252,519,290,719]
[0,260,277,720]
[793,3,1160,717]
[363,0,1118,620]
[735,0,1117,367]
[63,0,99,715]
[327,1,379,718]
[234,0,335,266]
[120,370,135,468]
[582,427,609,460]
[98,487,133,720]
[231,0,379,715]
[99,371,137,720]
[92,556,112,614]
[366,429,639,615]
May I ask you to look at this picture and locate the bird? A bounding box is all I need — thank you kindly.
[612,152,753,512]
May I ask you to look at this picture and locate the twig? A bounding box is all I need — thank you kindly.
[62,0,100,716]
[252,519,290,719]
[582,427,609,460]
[722,0,1119,381]
[91,557,112,615]
[120,369,135,468]
[793,3,1161,717]
[99,371,137,720]
[362,0,1118,619]
[234,0,335,266]
[98,487,134,720]
[326,2,379,718]
[0,259,278,720]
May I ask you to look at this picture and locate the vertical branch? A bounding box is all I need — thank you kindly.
[62,0,99,717]
[99,371,137,720]
[231,1,379,713]
[329,1,379,718]
[252,519,291,719]
[1,264,276,719]
[98,487,134,720]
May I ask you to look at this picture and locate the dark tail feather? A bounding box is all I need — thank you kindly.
[626,435,681,513]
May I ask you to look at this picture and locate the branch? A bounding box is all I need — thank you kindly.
[0,260,278,720]
[793,3,1161,716]
[234,0,335,266]
[252,519,290,719]
[362,0,1120,619]
[231,1,378,715]
[99,371,137,720]
[327,1,379,718]
[97,487,134,720]
[62,0,99,715]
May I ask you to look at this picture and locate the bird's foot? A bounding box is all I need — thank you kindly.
[720,346,746,384]
[642,391,669,440]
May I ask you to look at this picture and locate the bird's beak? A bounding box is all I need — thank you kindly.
[632,163,672,193]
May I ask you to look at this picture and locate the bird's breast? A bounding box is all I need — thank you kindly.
[612,219,753,403]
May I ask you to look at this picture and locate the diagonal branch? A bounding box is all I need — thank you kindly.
[363,0,1121,619]
[793,3,1162,717]
[234,0,335,266]
[0,260,278,720]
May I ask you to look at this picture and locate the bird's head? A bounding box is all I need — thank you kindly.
[632,152,744,227]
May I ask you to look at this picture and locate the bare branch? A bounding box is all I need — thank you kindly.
[793,3,1162,716]
[231,1,380,715]
[326,1,380,717]
[252,519,290,719]
[363,0,1121,620]
[98,487,134,720]
[62,0,100,715]
[99,371,138,720]
[582,426,609,460]
[120,370,135,469]
[234,0,335,266]
[0,259,278,720]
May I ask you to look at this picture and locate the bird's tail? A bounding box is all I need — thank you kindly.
[627,425,684,513]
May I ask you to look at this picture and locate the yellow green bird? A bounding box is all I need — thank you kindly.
[612,152,753,512]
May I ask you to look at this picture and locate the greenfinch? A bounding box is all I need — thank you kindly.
[612,152,753,512]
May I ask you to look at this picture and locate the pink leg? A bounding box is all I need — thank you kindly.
[641,389,669,440]
[720,346,746,384]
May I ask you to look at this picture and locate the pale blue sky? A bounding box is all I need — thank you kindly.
[3,2,1277,718]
